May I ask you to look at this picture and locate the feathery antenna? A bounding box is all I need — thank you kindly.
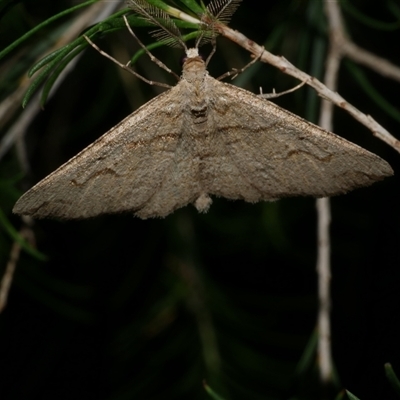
[126,0,243,51]
[206,0,242,25]
[126,0,187,49]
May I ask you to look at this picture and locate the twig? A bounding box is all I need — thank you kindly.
[326,1,400,83]
[0,223,34,313]
[0,241,20,312]
[313,0,355,388]
[211,21,400,153]
[316,198,332,386]
[344,41,400,82]
[313,0,345,386]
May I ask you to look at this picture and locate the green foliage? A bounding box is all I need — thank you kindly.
[345,390,361,400]
[1,0,203,108]
[0,207,47,261]
[204,381,227,400]
[385,363,400,397]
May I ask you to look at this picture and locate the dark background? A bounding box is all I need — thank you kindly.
[1,1,400,399]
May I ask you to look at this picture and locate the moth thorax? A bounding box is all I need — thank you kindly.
[182,57,207,83]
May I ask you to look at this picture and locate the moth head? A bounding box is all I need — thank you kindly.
[185,48,200,59]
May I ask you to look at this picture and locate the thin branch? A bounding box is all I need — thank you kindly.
[344,41,400,82]
[325,0,400,83]
[0,223,34,313]
[211,21,400,153]
[313,0,344,386]
[0,241,20,312]
[313,0,366,388]
[316,197,332,386]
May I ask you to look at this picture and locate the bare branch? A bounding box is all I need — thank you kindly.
[316,197,332,385]
[313,0,346,385]
[0,223,35,313]
[212,21,400,154]
[325,0,400,83]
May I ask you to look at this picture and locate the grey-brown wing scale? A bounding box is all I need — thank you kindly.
[13,86,198,219]
[201,78,392,201]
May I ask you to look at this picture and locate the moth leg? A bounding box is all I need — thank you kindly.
[123,15,180,81]
[204,29,217,66]
[84,35,172,89]
[258,81,307,100]
[216,47,265,81]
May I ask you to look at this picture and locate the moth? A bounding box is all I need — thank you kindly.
[13,0,393,219]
